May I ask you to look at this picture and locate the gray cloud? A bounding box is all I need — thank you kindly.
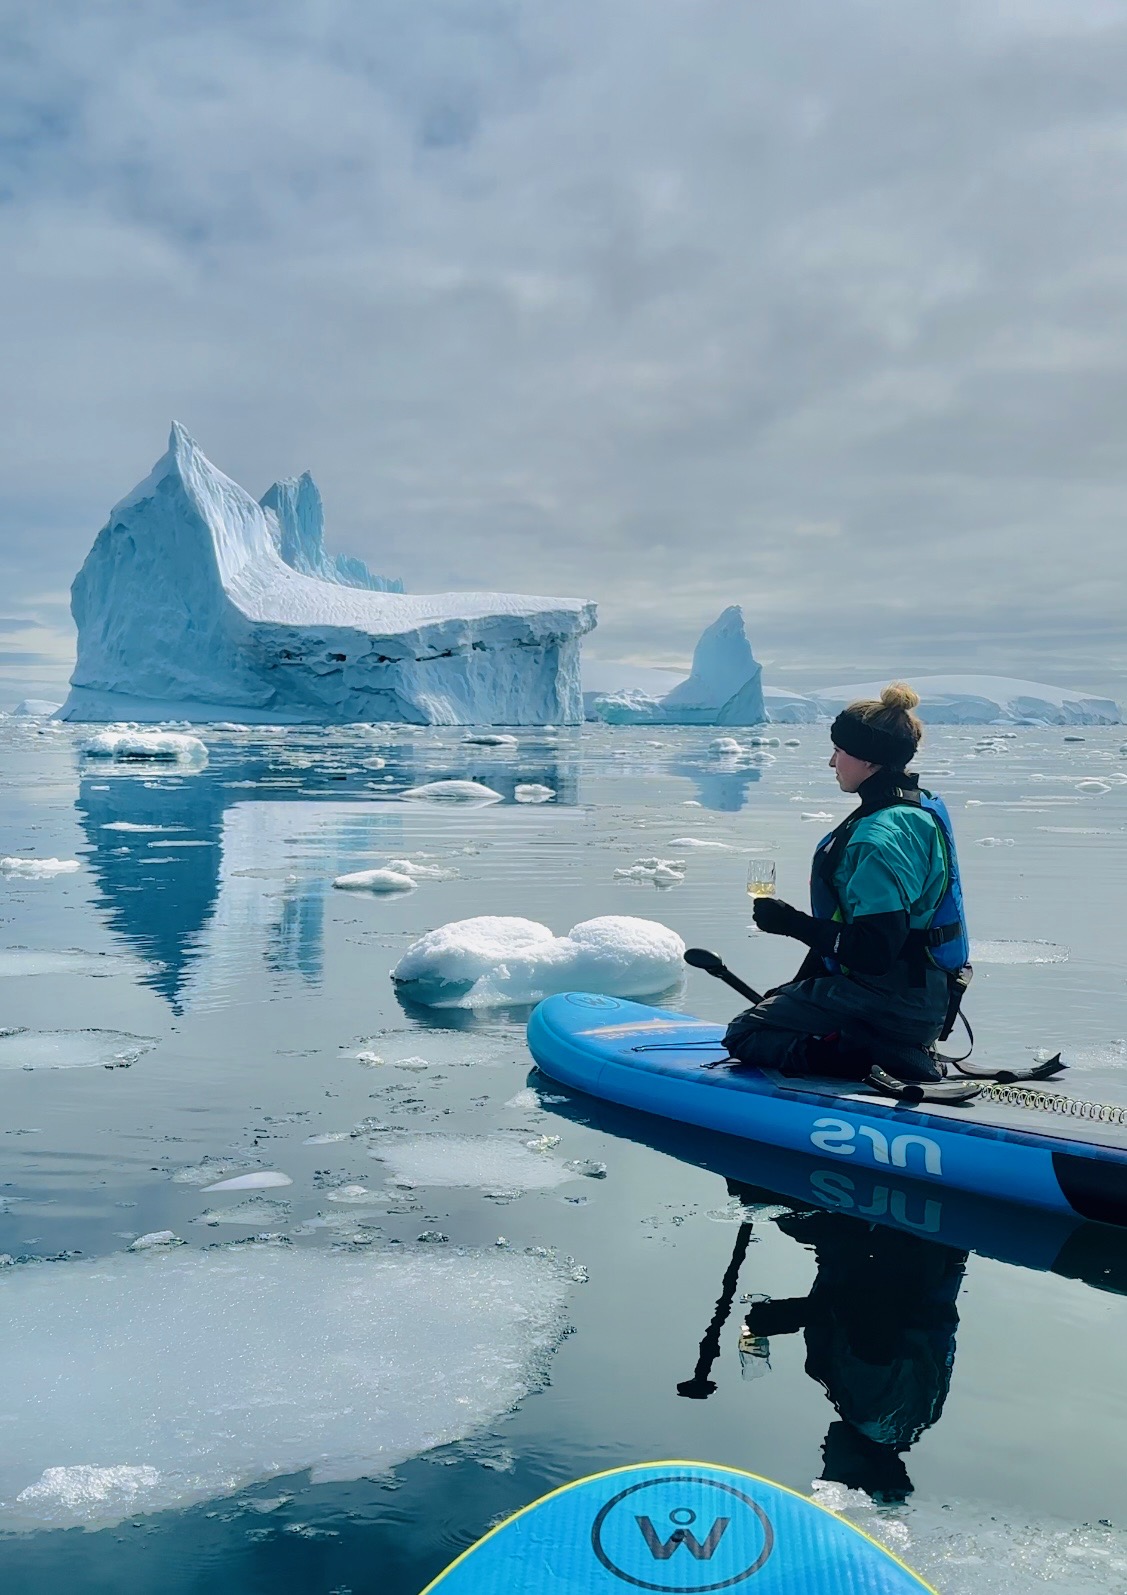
[1,0,1125,699]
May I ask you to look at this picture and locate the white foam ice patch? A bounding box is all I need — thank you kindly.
[0,949,146,979]
[390,914,686,1007]
[384,858,454,879]
[970,940,1069,964]
[202,1172,292,1192]
[401,780,503,803]
[613,858,686,886]
[514,784,555,803]
[373,1135,576,1191]
[101,821,185,832]
[668,837,731,849]
[811,1482,1127,1594]
[0,1245,569,1530]
[0,857,81,879]
[332,868,416,893]
[82,730,208,765]
[0,1028,156,1070]
[462,733,518,746]
[975,836,1016,846]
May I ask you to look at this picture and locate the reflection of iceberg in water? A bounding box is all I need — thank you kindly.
[669,754,763,812]
[76,738,578,1010]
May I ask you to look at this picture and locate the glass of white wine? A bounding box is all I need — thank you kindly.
[746,859,776,928]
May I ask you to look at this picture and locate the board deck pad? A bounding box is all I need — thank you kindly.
[422,1462,934,1593]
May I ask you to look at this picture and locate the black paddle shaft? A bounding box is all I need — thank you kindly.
[683,947,764,1006]
[677,1222,755,1399]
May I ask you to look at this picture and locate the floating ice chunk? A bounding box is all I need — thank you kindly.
[391,914,685,1007]
[0,857,80,879]
[801,811,834,821]
[373,1135,576,1191]
[0,949,143,979]
[202,1171,292,1192]
[514,784,555,803]
[0,1028,155,1071]
[667,837,731,849]
[970,939,1069,964]
[613,858,685,886]
[101,821,185,832]
[708,737,744,755]
[0,1245,567,1528]
[82,730,207,764]
[332,868,416,893]
[127,1231,184,1252]
[401,780,503,803]
[462,733,518,746]
[171,1157,255,1186]
[975,836,1016,846]
[1076,779,1112,794]
[195,1197,291,1226]
[303,1132,352,1145]
[325,1184,379,1204]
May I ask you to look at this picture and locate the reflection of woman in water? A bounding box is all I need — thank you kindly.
[739,1199,966,1502]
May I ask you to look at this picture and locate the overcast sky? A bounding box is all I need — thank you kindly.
[2,0,1126,703]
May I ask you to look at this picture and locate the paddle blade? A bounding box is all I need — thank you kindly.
[683,946,725,973]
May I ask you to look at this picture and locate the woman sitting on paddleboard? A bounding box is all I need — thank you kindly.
[725,682,969,1083]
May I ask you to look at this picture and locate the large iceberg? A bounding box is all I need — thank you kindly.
[809,675,1121,726]
[59,425,596,725]
[592,606,765,725]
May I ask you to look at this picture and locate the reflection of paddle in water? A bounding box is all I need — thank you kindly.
[676,1222,754,1399]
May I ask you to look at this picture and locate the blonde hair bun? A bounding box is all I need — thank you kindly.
[880,681,920,712]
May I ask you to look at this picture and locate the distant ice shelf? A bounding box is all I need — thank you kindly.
[59,424,596,726]
[809,675,1121,726]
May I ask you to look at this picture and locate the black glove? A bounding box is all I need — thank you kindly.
[752,897,820,941]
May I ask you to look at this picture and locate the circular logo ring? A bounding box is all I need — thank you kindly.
[590,1475,774,1593]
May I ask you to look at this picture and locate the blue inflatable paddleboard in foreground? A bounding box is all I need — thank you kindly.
[421,1461,935,1593]
[527,995,1127,1225]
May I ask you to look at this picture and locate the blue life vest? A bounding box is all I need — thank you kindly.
[810,786,970,976]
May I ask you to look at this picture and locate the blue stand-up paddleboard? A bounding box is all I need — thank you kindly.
[422,1461,934,1592]
[527,995,1127,1226]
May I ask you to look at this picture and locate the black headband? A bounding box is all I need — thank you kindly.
[831,709,917,769]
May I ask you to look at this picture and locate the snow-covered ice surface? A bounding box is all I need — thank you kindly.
[83,730,208,764]
[809,674,1121,725]
[59,424,595,726]
[390,914,685,1006]
[0,1246,567,1530]
[1,717,1126,1592]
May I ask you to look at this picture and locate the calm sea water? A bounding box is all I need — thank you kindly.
[2,719,1127,1594]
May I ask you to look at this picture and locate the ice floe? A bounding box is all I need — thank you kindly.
[82,730,208,764]
[0,857,80,879]
[667,836,731,849]
[332,868,416,893]
[127,1231,185,1252]
[373,1134,576,1191]
[462,733,518,746]
[0,949,145,979]
[401,779,503,803]
[613,857,686,886]
[514,784,555,803]
[390,914,685,1007]
[0,1245,568,1528]
[0,1029,156,1070]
